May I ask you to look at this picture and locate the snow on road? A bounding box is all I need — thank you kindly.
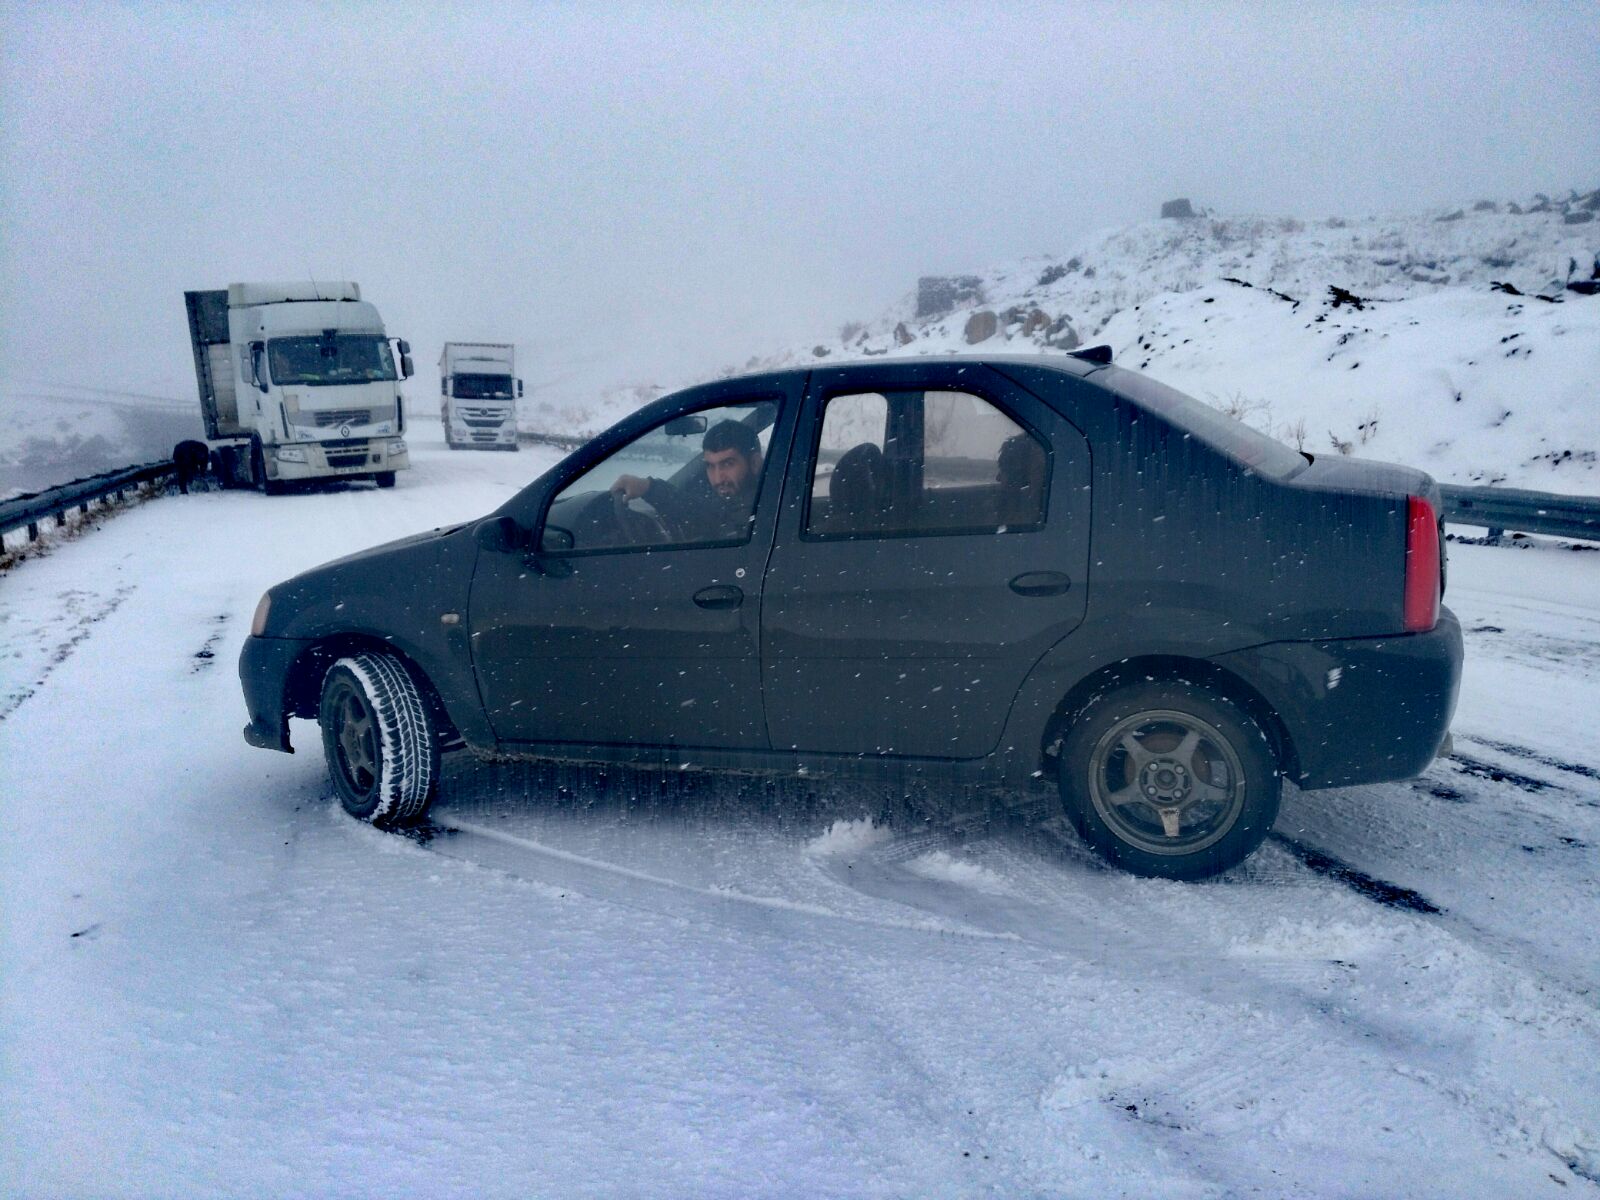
[3,426,1598,1197]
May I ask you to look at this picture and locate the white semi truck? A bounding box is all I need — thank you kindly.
[183,282,414,492]
[439,342,522,451]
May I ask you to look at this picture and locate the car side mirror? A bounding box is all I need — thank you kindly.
[475,515,525,554]
[540,524,575,553]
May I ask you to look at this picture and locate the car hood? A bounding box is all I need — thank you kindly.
[295,521,469,578]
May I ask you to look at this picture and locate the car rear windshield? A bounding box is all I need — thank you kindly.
[1111,372,1307,480]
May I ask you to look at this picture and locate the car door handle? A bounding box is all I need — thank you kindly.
[693,584,745,610]
[1009,571,1072,597]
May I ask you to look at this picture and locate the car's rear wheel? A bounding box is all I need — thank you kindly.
[319,651,439,826]
[1058,680,1280,880]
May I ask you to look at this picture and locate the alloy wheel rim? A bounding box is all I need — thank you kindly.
[1087,708,1247,856]
[331,680,378,796]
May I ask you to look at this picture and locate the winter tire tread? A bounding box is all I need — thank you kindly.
[321,651,439,826]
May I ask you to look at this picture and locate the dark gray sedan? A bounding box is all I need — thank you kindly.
[240,352,1461,879]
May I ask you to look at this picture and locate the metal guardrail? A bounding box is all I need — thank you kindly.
[1440,484,1600,543]
[1,461,177,549]
[517,430,590,451]
[6,447,1594,555]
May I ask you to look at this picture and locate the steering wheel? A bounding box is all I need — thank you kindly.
[608,489,674,546]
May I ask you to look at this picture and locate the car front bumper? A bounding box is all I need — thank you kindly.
[239,634,310,753]
[1214,606,1463,790]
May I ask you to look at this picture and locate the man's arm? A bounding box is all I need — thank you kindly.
[611,474,699,533]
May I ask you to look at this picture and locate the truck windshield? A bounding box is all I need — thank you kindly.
[268,335,397,386]
[452,372,514,399]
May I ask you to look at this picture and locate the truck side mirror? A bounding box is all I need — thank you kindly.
[517,379,524,398]
[401,353,414,379]
[441,378,448,396]
[396,339,411,356]
[249,342,269,393]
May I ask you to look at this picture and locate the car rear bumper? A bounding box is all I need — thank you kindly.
[1214,607,1463,790]
[239,634,308,753]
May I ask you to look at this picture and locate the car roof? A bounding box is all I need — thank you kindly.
[709,352,1110,392]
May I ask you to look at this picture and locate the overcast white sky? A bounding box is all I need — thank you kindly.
[2,1,1597,411]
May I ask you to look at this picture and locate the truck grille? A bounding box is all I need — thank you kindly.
[313,409,372,427]
[327,453,373,469]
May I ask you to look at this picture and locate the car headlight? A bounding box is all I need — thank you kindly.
[388,439,407,454]
[275,446,307,463]
[251,592,272,636]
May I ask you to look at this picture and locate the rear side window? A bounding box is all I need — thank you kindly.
[1109,371,1307,480]
[806,389,1048,538]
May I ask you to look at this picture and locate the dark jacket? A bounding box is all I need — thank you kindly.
[643,473,756,543]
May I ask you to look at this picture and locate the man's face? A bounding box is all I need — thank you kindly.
[703,447,758,498]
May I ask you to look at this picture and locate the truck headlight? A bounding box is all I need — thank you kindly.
[275,446,307,463]
[251,592,272,636]
[388,439,406,454]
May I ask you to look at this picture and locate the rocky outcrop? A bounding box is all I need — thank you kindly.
[964,310,999,344]
[1161,198,1197,219]
[917,275,984,319]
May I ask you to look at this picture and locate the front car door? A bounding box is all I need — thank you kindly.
[761,362,1091,759]
[467,378,798,751]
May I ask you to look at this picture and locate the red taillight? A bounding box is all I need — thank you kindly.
[1404,495,1441,632]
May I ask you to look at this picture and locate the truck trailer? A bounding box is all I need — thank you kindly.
[184,282,414,492]
[440,342,522,451]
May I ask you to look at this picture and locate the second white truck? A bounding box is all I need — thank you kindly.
[440,342,522,451]
[184,281,413,492]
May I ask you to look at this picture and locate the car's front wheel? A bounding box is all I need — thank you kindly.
[318,651,439,826]
[1058,680,1280,880]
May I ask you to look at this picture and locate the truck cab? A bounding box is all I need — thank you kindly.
[185,282,414,491]
[440,342,522,451]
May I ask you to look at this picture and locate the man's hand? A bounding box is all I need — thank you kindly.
[611,474,650,501]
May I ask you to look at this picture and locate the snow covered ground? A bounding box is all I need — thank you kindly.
[3,422,1598,1197]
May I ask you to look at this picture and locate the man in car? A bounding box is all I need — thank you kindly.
[610,419,764,543]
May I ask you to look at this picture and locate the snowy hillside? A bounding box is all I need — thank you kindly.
[752,189,1600,491]
[0,384,202,498]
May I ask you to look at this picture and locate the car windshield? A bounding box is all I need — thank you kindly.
[268,334,397,386]
[452,372,514,399]
[1111,371,1308,479]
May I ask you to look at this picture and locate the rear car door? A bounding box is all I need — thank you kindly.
[761,362,1091,759]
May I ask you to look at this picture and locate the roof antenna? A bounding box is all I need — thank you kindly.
[308,270,324,301]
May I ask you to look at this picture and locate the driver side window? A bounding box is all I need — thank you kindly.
[545,401,778,553]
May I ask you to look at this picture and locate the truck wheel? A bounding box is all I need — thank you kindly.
[375,472,397,488]
[1058,680,1280,880]
[318,652,439,826]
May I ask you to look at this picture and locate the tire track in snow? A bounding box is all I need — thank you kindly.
[0,585,135,721]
